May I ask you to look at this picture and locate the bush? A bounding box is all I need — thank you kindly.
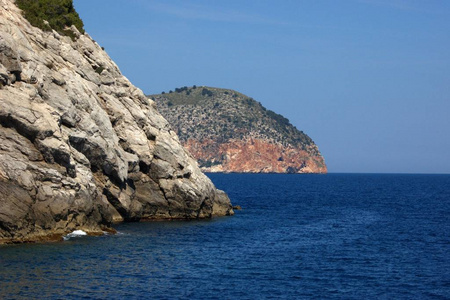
[16,0,85,36]
[94,66,104,74]
[201,88,213,97]
[175,86,188,93]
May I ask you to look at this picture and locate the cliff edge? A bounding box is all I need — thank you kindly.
[0,0,232,244]
[152,86,327,174]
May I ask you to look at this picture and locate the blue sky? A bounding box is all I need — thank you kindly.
[74,0,450,173]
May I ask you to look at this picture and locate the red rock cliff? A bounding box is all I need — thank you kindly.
[185,138,326,173]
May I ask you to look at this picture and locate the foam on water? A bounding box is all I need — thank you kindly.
[63,230,87,241]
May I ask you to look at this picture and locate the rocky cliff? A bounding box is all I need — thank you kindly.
[0,0,232,244]
[152,86,327,173]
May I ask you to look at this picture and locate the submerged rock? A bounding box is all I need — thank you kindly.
[0,0,233,244]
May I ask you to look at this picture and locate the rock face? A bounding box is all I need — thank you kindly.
[152,87,327,174]
[0,0,232,244]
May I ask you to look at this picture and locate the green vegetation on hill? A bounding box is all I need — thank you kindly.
[150,86,318,153]
[16,0,84,37]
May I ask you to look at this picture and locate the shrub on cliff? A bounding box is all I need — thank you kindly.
[16,0,85,36]
[202,88,213,97]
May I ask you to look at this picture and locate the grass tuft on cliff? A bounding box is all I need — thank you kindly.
[150,86,318,153]
[16,0,85,37]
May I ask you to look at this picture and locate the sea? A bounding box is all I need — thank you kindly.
[0,173,449,299]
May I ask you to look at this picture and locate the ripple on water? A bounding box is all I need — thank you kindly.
[0,173,449,299]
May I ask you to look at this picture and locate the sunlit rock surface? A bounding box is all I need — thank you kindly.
[0,0,232,244]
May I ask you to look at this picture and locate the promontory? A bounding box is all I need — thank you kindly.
[0,0,233,244]
[152,86,327,173]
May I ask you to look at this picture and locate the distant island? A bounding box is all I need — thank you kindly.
[150,86,327,174]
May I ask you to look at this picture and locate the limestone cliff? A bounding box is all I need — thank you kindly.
[0,0,232,244]
[152,87,327,174]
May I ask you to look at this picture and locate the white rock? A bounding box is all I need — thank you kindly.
[0,0,232,244]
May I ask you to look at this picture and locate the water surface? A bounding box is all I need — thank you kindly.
[1,174,449,299]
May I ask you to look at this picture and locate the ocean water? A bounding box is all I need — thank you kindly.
[0,173,449,299]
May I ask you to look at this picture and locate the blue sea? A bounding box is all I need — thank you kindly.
[1,174,449,299]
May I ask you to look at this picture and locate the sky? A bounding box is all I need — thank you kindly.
[74,0,450,174]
